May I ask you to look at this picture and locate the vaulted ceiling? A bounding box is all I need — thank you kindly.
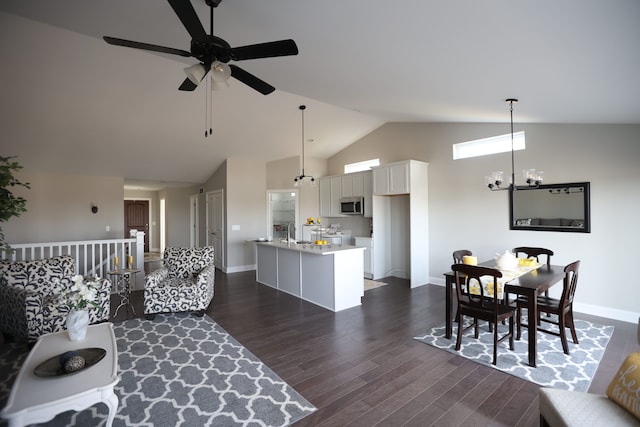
[1,0,638,190]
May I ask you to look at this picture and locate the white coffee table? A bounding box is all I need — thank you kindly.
[1,322,120,427]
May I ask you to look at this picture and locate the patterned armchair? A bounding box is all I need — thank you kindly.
[144,247,215,319]
[0,255,111,342]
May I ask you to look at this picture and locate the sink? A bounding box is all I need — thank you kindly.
[295,241,314,244]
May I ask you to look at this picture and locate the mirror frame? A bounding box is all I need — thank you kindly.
[509,182,591,233]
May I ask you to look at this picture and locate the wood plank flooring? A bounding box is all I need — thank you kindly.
[114,270,637,427]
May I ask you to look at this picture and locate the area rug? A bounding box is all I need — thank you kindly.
[414,317,613,392]
[0,313,316,426]
[364,279,388,291]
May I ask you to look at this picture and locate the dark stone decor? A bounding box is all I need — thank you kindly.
[0,313,316,426]
[415,317,613,392]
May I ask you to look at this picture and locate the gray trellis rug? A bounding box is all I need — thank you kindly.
[0,313,316,426]
[414,317,613,392]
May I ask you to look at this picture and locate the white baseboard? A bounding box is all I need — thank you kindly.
[225,264,256,274]
[428,276,639,325]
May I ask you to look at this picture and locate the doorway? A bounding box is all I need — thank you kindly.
[124,200,149,252]
[206,190,224,269]
[267,190,298,240]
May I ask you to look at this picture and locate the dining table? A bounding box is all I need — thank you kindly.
[443,261,566,367]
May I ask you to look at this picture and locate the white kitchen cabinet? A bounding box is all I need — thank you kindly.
[319,171,372,217]
[319,177,332,217]
[341,172,364,198]
[372,161,410,195]
[355,237,373,279]
[319,176,343,217]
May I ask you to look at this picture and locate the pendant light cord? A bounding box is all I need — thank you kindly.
[300,105,306,176]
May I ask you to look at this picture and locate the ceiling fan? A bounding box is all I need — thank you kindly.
[103,0,298,95]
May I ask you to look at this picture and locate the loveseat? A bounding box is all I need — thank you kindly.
[144,247,215,319]
[539,317,640,426]
[0,255,111,342]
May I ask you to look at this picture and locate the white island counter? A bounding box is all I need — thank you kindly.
[256,241,366,312]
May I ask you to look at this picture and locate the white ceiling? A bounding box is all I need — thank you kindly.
[1,0,639,190]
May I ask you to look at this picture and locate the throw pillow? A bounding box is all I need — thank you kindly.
[606,352,640,420]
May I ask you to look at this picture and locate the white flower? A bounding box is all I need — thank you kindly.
[56,275,102,311]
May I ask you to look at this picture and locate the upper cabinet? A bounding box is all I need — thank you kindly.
[372,161,411,195]
[319,170,372,218]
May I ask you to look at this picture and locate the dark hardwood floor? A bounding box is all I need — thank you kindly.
[114,268,637,427]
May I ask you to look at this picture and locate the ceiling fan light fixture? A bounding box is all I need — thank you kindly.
[210,78,230,91]
[184,63,206,85]
[211,61,232,83]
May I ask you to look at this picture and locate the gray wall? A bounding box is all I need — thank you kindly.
[4,172,125,243]
[328,122,640,322]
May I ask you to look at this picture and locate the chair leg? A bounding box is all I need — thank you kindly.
[455,314,464,351]
[492,320,498,365]
[508,317,514,350]
[566,310,579,344]
[558,311,570,355]
[516,305,522,340]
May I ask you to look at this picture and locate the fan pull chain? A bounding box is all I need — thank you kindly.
[205,77,209,137]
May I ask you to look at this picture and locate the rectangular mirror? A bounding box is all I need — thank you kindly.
[509,182,591,233]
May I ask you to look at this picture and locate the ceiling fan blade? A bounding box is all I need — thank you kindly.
[229,64,275,95]
[231,39,299,61]
[104,36,192,57]
[167,0,207,40]
[178,78,198,91]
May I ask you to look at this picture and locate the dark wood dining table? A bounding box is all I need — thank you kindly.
[443,261,566,367]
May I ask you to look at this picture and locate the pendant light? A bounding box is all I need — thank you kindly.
[294,105,315,186]
[486,98,543,191]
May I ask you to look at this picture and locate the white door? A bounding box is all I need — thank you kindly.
[206,190,224,269]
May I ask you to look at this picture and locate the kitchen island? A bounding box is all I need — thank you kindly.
[256,241,366,312]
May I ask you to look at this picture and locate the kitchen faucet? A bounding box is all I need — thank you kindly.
[287,222,296,243]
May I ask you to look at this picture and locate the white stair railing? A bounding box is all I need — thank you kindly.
[2,233,146,290]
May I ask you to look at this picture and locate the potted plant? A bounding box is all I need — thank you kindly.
[0,156,30,253]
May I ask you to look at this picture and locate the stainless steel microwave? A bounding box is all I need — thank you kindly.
[340,197,364,215]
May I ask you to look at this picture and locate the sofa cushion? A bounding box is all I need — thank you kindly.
[539,388,640,427]
[165,247,215,279]
[606,352,640,421]
[1,255,75,293]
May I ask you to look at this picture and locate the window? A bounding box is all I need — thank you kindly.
[453,131,525,160]
[344,158,380,173]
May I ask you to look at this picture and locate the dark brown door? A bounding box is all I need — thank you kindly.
[124,200,149,252]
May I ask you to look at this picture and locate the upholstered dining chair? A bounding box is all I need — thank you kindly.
[516,260,580,355]
[451,263,518,365]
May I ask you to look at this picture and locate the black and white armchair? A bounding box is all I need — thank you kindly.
[143,247,215,319]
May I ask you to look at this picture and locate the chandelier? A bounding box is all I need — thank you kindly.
[294,105,315,186]
[486,99,543,191]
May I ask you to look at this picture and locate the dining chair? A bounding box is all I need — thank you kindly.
[452,263,517,365]
[513,246,554,299]
[516,260,580,355]
[452,249,473,264]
